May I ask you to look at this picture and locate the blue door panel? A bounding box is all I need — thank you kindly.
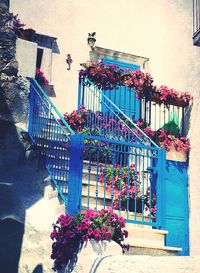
[102,57,141,120]
[165,179,186,217]
[165,217,188,255]
[165,160,189,255]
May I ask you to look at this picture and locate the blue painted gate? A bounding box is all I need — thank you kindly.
[165,160,189,255]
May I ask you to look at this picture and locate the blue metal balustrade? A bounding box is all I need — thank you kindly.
[78,76,158,147]
[141,98,186,135]
[67,134,166,228]
[28,78,166,228]
[28,79,75,205]
[193,0,200,46]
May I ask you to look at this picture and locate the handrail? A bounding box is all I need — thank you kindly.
[81,134,160,151]
[31,78,75,136]
[81,77,159,147]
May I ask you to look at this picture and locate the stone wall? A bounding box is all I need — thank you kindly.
[0,4,29,125]
[0,4,50,273]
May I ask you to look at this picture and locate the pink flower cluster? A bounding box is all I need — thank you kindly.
[122,70,154,98]
[62,107,88,132]
[80,62,122,90]
[79,63,192,107]
[154,128,191,152]
[152,86,192,107]
[135,120,155,139]
[99,164,141,210]
[61,108,190,153]
[50,208,128,271]
[35,67,49,86]
[135,121,190,152]
[144,188,157,219]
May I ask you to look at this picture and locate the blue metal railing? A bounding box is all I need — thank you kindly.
[28,78,166,228]
[67,134,166,227]
[193,0,200,45]
[78,77,158,147]
[28,79,75,205]
[141,98,186,136]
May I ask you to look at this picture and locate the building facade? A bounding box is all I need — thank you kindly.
[9,0,200,255]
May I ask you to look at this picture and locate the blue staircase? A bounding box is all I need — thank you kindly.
[28,78,166,229]
[27,57,190,254]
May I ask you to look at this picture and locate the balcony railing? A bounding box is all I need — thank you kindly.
[193,0,200,46]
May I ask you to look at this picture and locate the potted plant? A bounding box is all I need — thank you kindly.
[151,86,192,107]
[50,208,128,271]
[98,163,142,212]
[79,62,192,107]
[153,128,190,161]
[18,28,36,41]
[35,67,49,86]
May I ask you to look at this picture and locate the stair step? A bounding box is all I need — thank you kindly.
[124,223,167,247]
[124,243,182,256]
[43,182,62,200]
[82,180,105,194]
[34,136,69,146]
[83,161,99,172]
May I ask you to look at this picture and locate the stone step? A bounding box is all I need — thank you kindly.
[83,160,99,172]
[124,223,167,247]
[82,169,100,182]
[124,243,182,256]
[43,183,59,200]
[81,190,112,206]
[82,179,105,194]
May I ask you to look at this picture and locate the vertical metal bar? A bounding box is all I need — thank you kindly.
[193,0,195,36]
[28,79,35,136]
[95,148,100,210]
[87,153,92,209]
[78,78,82,111]
[67,134,84,216]
[149,100,152,126]
[82,82,85,108]
[182,107,185,135]
[156,148,166,229]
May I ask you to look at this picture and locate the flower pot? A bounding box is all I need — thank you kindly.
[166,147,187,162]
[57,240,122,273]
[151,95,162,105]
[166,98,189,108]
[122,198,143,213]
[18,29,35,41]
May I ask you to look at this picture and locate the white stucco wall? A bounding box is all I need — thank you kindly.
[16,38,37,77]
[10,0,200,255]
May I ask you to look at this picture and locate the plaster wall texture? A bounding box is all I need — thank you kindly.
[16,38,37,78]
[10,0,200,255]
[40,47,53,83]
[93,255,200,273]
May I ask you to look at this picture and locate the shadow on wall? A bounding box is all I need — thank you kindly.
[0,94,48,273]
[0,93,48,273]
[32,264,43,273]
[0,6,48,273]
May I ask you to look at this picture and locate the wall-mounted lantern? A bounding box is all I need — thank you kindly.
[87,32,96,49]
[66,54,73,70]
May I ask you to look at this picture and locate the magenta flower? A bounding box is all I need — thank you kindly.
[87,228,93,236]
[76,223,83,231]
